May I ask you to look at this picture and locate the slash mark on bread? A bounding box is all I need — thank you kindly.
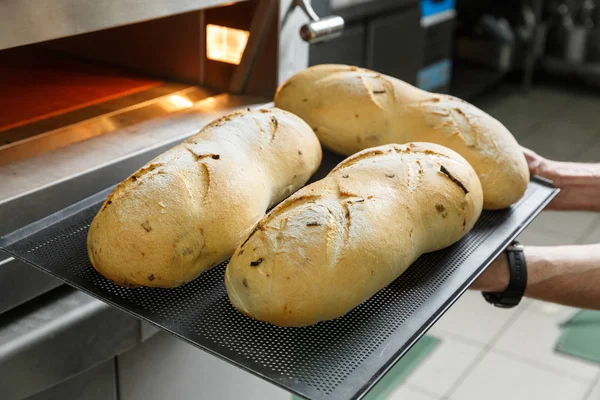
[184,146,220,162]
[270,116,279,142]
[331,149,386,173]
[439,165,469,194]
[261,194,321,226]
[250,258,263,267]
[341,202,352,248]
[200,163,211,201]
[240,224,263,249]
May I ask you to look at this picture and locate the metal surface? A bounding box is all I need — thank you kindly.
[316,0,417,23]
[0,254,62,315]
[286,0,345,43]
[0,0,247,50]
[309,23,366,67]
[0,85,214,167]
[0,287,139,400]
[229,0,279,94]
[1,81,189,147]
[296,0,320,22]
[300,16,345,43]
[24,360,117,400]
[421,9,456,28]
[0,156,558,400]
[366,7,424,85]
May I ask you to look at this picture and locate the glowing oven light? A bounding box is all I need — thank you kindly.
[167,95,194,109]
[206,24,249,65]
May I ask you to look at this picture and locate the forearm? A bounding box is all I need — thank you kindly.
[524,245,600,309]
[538,160,600,211]
[472,244,600,310]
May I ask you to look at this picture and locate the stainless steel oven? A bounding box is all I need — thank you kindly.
[0,1,341,398]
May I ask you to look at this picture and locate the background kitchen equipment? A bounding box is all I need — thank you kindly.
[283,0,345,43]
[452,0,546,97]
[305,0,457,93]
[308,0,424,85]
[542,0,600,86]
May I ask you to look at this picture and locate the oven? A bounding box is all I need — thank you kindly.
[0,1,341,398]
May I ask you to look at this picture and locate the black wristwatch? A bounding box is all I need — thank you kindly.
[482,241,528,308]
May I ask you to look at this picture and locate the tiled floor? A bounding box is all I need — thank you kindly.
[387,80,600,400]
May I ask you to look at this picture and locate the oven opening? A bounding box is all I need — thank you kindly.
[0,0,278,171]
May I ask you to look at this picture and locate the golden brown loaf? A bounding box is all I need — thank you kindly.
[274,64,529,210]
[225,142,483,326]
[87,108,322,288]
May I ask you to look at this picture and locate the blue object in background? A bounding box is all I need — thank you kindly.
[420,0,455,18]
[417,59,452,91]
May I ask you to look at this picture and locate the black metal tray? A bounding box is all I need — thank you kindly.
[0,151,558,400]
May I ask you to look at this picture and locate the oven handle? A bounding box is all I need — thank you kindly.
[282,0,345,44]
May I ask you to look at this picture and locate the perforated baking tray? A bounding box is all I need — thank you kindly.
[0,151,557,400]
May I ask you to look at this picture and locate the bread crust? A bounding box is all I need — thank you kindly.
[274,64,529,209]
[87,108,322,288]
[225,142,483,326]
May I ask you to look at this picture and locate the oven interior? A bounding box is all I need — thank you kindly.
[0,0,281,314]
[0,0,278,168]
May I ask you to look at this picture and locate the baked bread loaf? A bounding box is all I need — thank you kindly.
[225,142,483,326]
[87,108,322,288]
[274,64,528,210]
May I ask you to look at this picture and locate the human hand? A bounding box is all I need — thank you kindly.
[521,147,574,210]
[522,147,553,179]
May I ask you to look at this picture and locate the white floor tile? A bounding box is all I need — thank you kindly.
[527,299,580,322]
[387,384,439,400]
[578,223,600,245]
[517,228,574,246]
[493,307,599,383]
[431,290,525,346]
[448,352,590,400]
[587,376,600,400]
[525,211,600,242]
[405,336,483,396]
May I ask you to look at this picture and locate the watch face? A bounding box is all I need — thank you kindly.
[508,241,524,251]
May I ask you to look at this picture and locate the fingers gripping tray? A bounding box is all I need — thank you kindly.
[0,152,557,400]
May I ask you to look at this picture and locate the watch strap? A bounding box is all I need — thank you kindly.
[483,242,528,308]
